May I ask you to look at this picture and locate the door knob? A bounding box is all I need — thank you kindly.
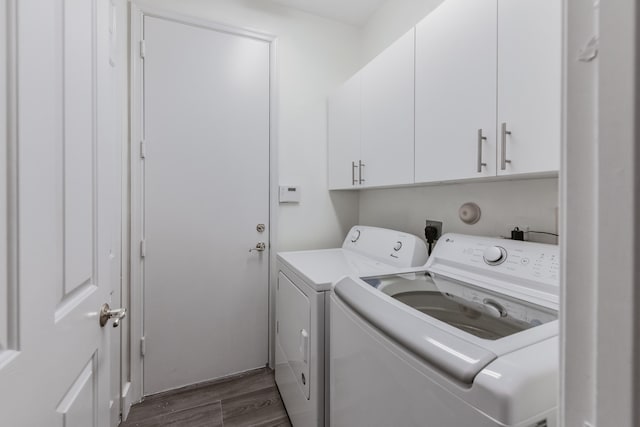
[249,242,266,253]
[99,303,127,328]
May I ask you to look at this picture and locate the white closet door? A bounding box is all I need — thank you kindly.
[415,0,498,183]
[142,16,271,394]
[497,0,562,176]
[360,29,415,187]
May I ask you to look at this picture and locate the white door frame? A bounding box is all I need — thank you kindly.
[127,1,279,408]
[562,1,640,426]
[1,0,18,367]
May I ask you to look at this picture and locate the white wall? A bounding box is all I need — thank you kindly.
[361,0,444,64]
[145,0,362,251]
[360,178,558,243]
[356,0,559,245]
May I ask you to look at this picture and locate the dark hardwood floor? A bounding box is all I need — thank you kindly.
[121,367,291,427]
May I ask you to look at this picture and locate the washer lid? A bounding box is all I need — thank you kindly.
[366,272,557,341]
[334,275,498,384]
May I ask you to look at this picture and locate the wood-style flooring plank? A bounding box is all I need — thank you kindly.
[120,368,291,427]
[125,368,274,424]
[221,386,289,427]
[248,415,292,427]
[122,401,223,427]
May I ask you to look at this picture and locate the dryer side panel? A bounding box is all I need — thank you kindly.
[276,271,311,399]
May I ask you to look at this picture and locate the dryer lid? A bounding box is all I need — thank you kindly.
[277,249,403,291]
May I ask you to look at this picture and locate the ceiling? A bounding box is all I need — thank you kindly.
[268,0,387,26]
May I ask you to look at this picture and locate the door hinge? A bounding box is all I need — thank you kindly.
[140,240,146,258]
[139,140,146,159]
[139,40,146,59]
[140,336,146,357]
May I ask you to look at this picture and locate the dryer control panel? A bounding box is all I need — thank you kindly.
[342,226,429,269]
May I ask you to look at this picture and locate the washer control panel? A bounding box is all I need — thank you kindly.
[426,233,560,301]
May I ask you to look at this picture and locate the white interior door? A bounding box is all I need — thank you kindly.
[142,16,271,395]
[0,0,121,426]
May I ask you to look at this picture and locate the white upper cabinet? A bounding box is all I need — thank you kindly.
[360,29,415,187]
[415,0,498,183]
[328,72,361,190]
[497,0,562,176]
[328,0,561,189]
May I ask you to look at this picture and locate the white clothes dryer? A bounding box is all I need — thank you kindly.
[275,226,428,427]
[330,233,560,427]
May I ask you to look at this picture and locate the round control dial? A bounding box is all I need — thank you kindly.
[393,241,403,251]
[483,246,507,265]
[350,229,361,243]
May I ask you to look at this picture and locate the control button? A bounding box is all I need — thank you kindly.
[483,246,507,266]
[393,241,402,251]
[521,257,530,265]
[350,229,361,243]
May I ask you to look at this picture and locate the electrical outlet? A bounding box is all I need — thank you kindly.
[425,220,443,240]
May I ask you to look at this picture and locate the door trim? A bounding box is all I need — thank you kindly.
[562,1,640,425]
[2,0,19,359]
[128,1,278,410]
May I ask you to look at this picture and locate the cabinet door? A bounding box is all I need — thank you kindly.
[360,29,415,187]
[415,0,497,183]
[497,0,561,176]
[328,73,361,189]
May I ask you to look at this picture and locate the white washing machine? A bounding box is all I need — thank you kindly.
[330,233,560,427]
[275,226,428,427]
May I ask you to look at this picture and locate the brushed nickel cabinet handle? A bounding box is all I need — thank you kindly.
[358,160,365,184]
[501,122,512,170]
[477,129,487,173]
[352,161,358,185]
